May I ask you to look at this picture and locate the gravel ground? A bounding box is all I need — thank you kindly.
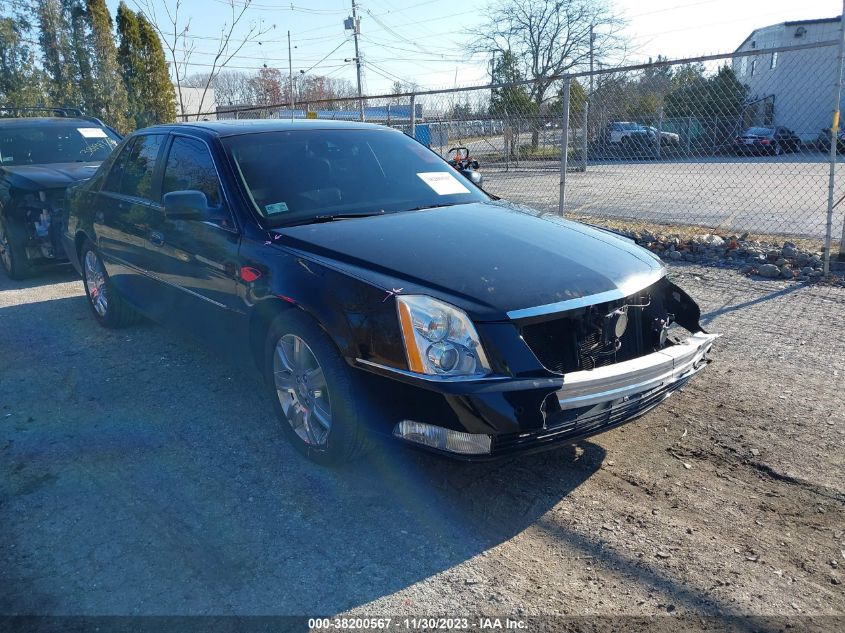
[0,264,843,627]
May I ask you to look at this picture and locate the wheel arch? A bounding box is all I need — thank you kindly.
[248,296,297,371]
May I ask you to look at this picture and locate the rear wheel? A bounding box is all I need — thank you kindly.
[774,142,783,156]
[0,216,32,280]
[264,310,370,465]
[80,241,139,328]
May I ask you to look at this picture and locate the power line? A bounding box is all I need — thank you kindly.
[301,37,351,75]
[209,0,346,14]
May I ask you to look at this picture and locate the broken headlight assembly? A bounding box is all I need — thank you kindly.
[19,190,63,259]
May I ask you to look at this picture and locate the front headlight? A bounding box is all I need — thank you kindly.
[396,295,491,378]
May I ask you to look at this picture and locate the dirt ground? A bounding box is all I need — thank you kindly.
[0,263,843,630]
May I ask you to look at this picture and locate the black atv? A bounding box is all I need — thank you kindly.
[446,146,483,187]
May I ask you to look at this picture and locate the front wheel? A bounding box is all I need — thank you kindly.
[264,310,370,465]
[80,241,139,328]
[0,216,32,280]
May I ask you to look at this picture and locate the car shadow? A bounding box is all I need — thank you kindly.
[0,294,604,616]
[0,265,78,291]
[0,293,749,622]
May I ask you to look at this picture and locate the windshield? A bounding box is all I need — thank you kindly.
[746,127,774,136]
[223,128,489,226]
[0,124,120,166]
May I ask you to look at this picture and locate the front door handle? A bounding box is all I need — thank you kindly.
[149,231,165,247]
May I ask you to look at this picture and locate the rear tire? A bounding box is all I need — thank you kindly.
[80,240,139,328]
[264,310,371,466]
[0,216,32,280]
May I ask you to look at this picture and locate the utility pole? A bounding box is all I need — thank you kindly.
[288,30,295,120]
[825,0,845,271]
[348,1,365,122]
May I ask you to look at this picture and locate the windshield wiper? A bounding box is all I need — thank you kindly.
[312,210,386,222]
[279,210,387,227]
[406,202,464,211]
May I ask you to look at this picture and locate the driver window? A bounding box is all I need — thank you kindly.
[162,136,224,209]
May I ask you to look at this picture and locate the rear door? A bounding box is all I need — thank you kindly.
[94,133,166,306]
[144,134,244,348]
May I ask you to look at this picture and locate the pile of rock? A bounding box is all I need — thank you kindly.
[622,230,834,282]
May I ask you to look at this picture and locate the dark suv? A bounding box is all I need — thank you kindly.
[0,107,121,278]
[64,120,715,465]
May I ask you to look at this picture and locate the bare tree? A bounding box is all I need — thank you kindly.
[469,0,626,145]
[134,0,274,119]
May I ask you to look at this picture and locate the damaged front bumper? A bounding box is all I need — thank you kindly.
[554,332,718,411]
[358,332,718,460]
[356,275,717,459]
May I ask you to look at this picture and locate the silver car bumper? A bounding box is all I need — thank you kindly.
[556,332,718,410]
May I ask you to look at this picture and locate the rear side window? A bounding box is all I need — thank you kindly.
[118,134,165,200]
[102,138,134,193]
[161,136,222,207]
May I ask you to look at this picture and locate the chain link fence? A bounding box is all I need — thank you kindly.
[191,40,845,276]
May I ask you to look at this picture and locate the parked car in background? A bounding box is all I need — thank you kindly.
[64,120,716,466]
[732,126,800,155]
[643,126,680,146]
[605,121,644,145]
[816,127,845,153]
[0,107,121,279]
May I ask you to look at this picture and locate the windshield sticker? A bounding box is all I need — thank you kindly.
[265,202,289,215]
[417,171,470,195]
[77,127,108,138]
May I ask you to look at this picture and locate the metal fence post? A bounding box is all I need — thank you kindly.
[410,94,416,139]
[559,77,571,215]
[581,86,589,172]
[656,107,664,161]
[826,0,845,273]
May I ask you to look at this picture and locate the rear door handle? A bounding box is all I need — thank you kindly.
[149,231,164,247]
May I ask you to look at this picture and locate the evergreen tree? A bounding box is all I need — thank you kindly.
[489,50,536,118]
[36,0,76,106]
[86,0,130,132]
[0,10,43,107]
[67,1,95,112]
[116,2,144,127]
[137,11,177,124]
[117,3,176,128]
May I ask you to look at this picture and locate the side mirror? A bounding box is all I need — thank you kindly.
[163,190,211,220]
[461,169,483,186]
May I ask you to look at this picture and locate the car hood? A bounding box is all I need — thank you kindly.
[1,162,101,191]
[275,201,665,321]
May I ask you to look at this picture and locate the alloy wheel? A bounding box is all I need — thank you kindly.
[273,333,332,447]
[83,250,109,317]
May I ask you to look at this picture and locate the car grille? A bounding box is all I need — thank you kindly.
[519,284,660,375]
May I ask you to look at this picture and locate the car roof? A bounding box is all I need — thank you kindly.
[140,118,394,138]
[0,117,108,128]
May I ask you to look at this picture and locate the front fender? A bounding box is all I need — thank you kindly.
[242,240,407,372]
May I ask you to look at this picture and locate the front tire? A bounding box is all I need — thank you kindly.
[80,241,139,328]
[264,310,370,465]
[0,216,32,280]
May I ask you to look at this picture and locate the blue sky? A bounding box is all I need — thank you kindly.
[109,0,844,93]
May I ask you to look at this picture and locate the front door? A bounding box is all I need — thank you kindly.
[145,135,244,352]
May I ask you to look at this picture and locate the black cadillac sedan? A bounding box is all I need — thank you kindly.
[63,120,716,465]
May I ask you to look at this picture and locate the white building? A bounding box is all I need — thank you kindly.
[175,86,217,121]
[732,16,842,141]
